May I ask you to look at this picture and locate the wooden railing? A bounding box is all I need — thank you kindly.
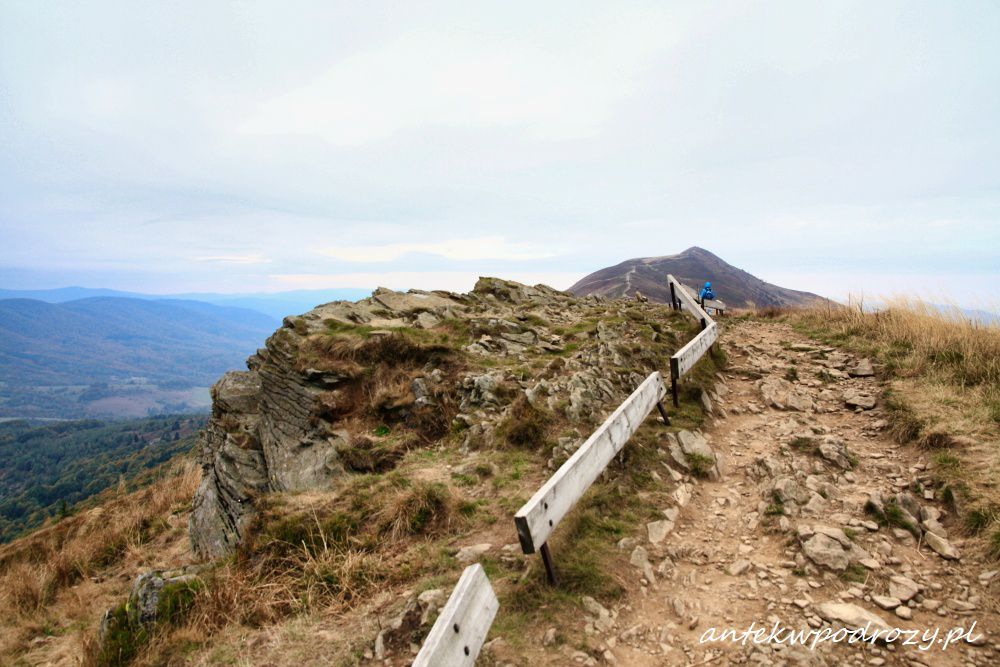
[412,564,499,666]
[666,274,718,405]
[413,275,721,664]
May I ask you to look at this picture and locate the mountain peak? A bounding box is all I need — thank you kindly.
[569,248,823,308]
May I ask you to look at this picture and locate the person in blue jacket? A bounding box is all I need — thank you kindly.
[699,281,715,305]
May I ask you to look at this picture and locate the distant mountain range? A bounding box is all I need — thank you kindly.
[0,287,372,321]
[569,246,825,308]
[0,297,278,419]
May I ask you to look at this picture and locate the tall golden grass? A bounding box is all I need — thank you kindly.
[0,460,199,618]
[762,296,1000,397]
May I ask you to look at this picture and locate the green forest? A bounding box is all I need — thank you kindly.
[0,414,206,543]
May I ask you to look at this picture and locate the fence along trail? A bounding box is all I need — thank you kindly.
[415,276,721,664]
[514,275,720,583]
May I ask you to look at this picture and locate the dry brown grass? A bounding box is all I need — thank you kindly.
[0,460,199,609]
[784,296,1000,387]
[0,459,199,664]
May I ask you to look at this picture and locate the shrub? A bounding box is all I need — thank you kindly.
[499,396,552,449]
[377,481,456,539]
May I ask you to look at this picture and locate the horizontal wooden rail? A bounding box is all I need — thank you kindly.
[671,321,718,379]
[667,273,712,324]
[514,372,667,572]
[412,564,499,667]
[666,274,718,406]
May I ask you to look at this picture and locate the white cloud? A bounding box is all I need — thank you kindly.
[237,14,668,145]
[319,236,559,263]
[193,254,272,264]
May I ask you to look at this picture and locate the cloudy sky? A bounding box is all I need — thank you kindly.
[1,1,998,306]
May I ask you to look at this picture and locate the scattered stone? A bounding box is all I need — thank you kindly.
[815,601,892,633]
[801,534,850,571]
[848,359,875,377]
[726,559,752,576]
[872,595,901,610]
[647,520,674,545]
[455,543,492,563]
[843,389,876,410]
[888,575,920,602]
[924,532,960,560]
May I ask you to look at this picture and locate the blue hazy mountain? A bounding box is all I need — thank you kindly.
[0,297,279,418]
[0,287,372,321]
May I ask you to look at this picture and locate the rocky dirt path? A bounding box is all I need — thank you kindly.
[544,319,998,667]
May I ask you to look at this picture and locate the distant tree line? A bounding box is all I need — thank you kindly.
[0,414,207,543]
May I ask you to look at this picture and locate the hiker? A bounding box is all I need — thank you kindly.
[699,281,715,306]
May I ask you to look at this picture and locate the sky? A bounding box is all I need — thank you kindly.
[1,1,998,308]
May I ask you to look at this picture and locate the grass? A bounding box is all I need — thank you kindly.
[686,452,715,477]
[989,530,1000,561]
[498,395,554,449]
[840,563,868,584]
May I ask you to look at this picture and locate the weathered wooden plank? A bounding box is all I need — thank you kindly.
[673,322,718,378]
[412,564,499,667]
[514,372,667,554]
[667,274,712,322]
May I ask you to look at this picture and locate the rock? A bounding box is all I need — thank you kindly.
[675,430,721,479]
[843,389,876,410]
[848,358,875,377]
[582,596,614,632]
[646,520,674,545]
[416,589,447,625]
[100,568,202,644]
[894,606,912,620]
[801,533,850,571]
[817,438,853,469]
[543,627,557,646]
[455,543,492,563]
[727,559,752,576]
[888,575,920,602]
[673,484,693,507]
[772,477,811,505]
[802,493,828,515]
[700,390,714,414]
[815,601,892,633]
[629,546,650,568]
[760,377,814,412]
[872,595,901,610]
[414,311,440,329]
[924,532,960,560]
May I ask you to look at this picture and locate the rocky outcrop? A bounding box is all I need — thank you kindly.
[190,287,477,558]
[190,278,680,559]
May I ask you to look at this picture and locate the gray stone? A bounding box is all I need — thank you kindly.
[843,389,877,410]
[924,532,960,560]
[888,575,920,602]
[727,559,752,576]
[455,543,492,563]
[801,534,850,571]
[848,358,875,377]
[872,595,901,610]
[647,520,674,545]
[815,601,892,633]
